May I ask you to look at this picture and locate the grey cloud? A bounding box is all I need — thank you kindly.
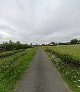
[0,0,80,44]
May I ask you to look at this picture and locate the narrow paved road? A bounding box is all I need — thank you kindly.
[15,48,70,92]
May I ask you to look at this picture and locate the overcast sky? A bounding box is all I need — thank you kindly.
[0,0,80,44]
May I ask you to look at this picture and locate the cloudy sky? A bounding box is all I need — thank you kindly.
[0,0,80,44]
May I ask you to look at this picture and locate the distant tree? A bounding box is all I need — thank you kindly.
[42,44,45,46]
[16,41,21,45]
[70,39,78,44]
[30,43,32,46]
[51,42,55,45]
[9,40,14,44]
[58,42,70,45]
[78,40,80,44]
[0,40,33,51]
[49,42,57,46]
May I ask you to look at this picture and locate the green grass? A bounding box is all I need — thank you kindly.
[0,49,25,58]
[44,45,80,65]
[44,45,80,92]
[47,45,80,59]
[0,48,37,92]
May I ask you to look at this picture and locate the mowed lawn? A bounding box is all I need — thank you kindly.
[0,48,37,92]
[44,45,80,92]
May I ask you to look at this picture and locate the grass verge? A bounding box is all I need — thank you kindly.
[44,48,80,92]
[0,48,37,92]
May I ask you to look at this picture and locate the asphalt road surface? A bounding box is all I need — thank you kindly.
[15,48,70,92]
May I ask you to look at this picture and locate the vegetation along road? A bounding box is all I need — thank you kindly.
[15,48,70,92]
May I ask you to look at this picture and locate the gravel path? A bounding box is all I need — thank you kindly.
[15,48,70,92]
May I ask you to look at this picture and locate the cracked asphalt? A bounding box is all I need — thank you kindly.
[15,48,70,92]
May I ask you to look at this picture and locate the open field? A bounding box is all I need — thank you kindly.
[0,48,37,92]
[44,45,80,92]
[45,45,80,65]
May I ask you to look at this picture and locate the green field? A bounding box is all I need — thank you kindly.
[0,48,37,92]
[44,45,80,92]
[45,45,80,65]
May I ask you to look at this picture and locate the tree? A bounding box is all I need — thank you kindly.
[70,39,78,44]
[78,40,80,44]
[30,43,32,46]
[9,40,14,44]
[49,42,57,46]
[16,41,21,45]
[0,40,33,51]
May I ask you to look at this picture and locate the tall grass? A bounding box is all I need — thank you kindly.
[45,45,80,66]
[0,48,37,92]
[44,45,80,92]
[0,49,25,58]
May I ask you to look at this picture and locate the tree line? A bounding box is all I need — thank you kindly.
[0,40,32,52]
[59,39,80,45]
[42,39,80,46]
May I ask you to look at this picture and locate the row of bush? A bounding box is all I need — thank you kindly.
[0,40,32,52]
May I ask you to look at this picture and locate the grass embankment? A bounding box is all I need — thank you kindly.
[0,48,37,92]
[44,45,80,92]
